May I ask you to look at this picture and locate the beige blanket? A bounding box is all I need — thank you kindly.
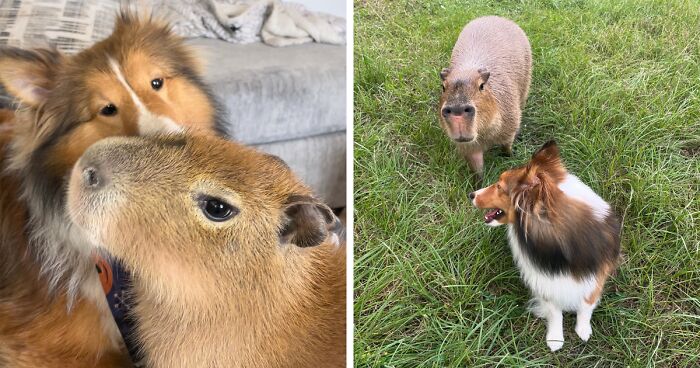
[214,0,346,46]
[144,0,345,47]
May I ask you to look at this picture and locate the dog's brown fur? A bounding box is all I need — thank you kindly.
[67,134,346,368]
[439,16,531,176]
[0,13,219,367]
[1,116,131,368]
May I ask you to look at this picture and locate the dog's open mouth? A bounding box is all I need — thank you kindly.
[484,208,505,223]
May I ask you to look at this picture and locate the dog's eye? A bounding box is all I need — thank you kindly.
[496,184,501,190]
[151,78,164,91]
[100,104,118,116]
[200,197,238,222]
[479,83,485,91]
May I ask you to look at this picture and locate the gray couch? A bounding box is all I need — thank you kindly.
[189,39,346,208]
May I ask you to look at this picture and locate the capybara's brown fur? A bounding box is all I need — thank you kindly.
[67,134,346,368]
[0,12,220,367]
[439,16,531,176]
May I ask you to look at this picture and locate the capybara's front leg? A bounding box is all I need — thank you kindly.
[502,115,520,157]
[457,144,484,182]
[462,149,483,176]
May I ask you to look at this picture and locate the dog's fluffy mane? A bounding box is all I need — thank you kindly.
[509,141,620,279]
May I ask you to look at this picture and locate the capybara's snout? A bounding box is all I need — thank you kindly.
[441,103,475,119]
[73,156,110,192]
[81,166,105,190]
[71,155,106,199]
[440,99,477,142]
[70,137,136,195]
[441,114,475,143]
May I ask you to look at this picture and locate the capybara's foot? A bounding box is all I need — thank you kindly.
[472,172,484,187]
[502,144,514,157]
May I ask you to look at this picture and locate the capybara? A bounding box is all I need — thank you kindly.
[439,16,532,176]
[67,134,346,368]
[0,12,221,366]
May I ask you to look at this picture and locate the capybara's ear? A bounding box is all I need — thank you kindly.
[279,195,343,248]
[477,68,490,84]
[440,67,450,81]
[0,47,63,107]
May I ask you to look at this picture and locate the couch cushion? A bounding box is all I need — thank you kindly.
[0,0,118,53]
[188,39,346,145]
[254,131,346,208]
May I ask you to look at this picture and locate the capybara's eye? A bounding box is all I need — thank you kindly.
[151,78,164,91]
[479,83,485,91]
[200,197,239,222]
[100,104,118,116]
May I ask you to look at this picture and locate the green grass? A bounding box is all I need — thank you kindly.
[353,0,700,366]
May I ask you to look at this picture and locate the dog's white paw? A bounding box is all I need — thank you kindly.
[575,322,592,341]
[546,330,564,352]
[547,339,564,352]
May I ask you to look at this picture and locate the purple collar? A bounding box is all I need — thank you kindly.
[94,255,142,365]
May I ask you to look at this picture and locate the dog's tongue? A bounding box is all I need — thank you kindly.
[484,209,501,223]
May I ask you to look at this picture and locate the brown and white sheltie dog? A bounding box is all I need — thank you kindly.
[470,141,621,351]
[0,12,221,367]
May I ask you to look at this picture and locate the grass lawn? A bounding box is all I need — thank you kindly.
[353,0,700,366]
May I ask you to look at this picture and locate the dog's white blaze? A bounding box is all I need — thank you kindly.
[471,187,486,206]
[507,226,596,312]
[472,188,506,226]
[108,57,182,135]
[558,173,610,222]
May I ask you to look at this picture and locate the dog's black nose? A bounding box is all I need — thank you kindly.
[468,192,475,200]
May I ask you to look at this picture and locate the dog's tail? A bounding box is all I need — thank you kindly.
[527,298,550,319]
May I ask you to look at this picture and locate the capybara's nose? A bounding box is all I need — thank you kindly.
[468,192,475,200]
[442,104,476,117]
[82,167,101,189]
[81,165,108,190]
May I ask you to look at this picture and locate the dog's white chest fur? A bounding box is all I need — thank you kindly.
[506,227,596,311]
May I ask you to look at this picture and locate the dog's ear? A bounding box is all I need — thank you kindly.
[279,194,343,248]
[531,140,560,164]
[519,141,562,192]
[440,67,450,81]
[519,164,541,191]
[525,140,562,176]
[0,47,63,107]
